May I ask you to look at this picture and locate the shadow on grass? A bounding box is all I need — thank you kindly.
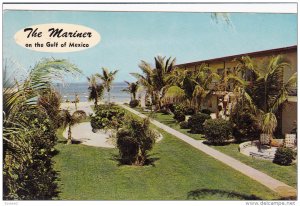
[202,140,231,146]
[187,189,262,200]
[111,153,160,167]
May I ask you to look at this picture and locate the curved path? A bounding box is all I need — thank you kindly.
[119,104,297,199]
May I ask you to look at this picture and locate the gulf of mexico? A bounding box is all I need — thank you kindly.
[54,82,131,103]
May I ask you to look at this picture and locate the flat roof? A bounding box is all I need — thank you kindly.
[176,45,297,68]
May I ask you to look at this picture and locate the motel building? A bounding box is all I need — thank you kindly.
[176,45,297,135]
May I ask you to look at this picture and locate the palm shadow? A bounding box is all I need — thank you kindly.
[187,189,262,200]
[111,153,160,167]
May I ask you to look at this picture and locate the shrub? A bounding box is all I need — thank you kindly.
[185,107,196,115]
[188,113,211,133]
[273,147,295,166]
[203,119,232,145]
[174,112,186,122]
[160,108,170,115]
[116,118,159,165]
[200,109,212,115]
[179,121,189,129]
[129,99,139,108]
[231,110,260,142]
[173,104,186,122]
[90,105,125,130]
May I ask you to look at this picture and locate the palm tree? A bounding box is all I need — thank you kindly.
[234,55,297,143]
[96,67,118,104]
[3,58,82,199]
[131,60,155,108]
[59,110,87,144]
[164,64,220,111]
[122,81,139,100]
[131,56,176,110]
[87,74,104,106]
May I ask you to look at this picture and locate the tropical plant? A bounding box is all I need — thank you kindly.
[37,88,62,129]
[59,110,87,144]
[203,119,232,145]
[164,64,220,111]
[3,58,81,200]
[132,56,176,110]
[131,60,155,108]
[233,55,297,142]
[87,74,104,106]
[116,117,159,165]
[123,81,139,100]
[96,67,118,103]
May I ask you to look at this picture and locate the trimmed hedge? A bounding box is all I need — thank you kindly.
[273,147,295,166]
[188,113,211,134]
[203,119,232,145]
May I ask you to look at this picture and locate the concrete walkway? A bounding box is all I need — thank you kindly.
[119,104,297,198]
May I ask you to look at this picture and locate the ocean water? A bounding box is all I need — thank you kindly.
[54,82,131,103]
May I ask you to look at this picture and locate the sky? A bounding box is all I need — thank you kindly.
[3,10,297,83]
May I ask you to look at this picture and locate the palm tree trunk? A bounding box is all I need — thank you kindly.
[67,125,72,144]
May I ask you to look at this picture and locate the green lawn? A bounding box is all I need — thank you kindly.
[131,107,297,189]
[210,143,297,188]
[53,127,279,200]
[133,107,204,140]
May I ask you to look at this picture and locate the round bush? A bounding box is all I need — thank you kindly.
[185,107,196,115]
[179,121,189,129]
[174,112,186,122]
[129,99,139,108]
[273,147,295,166]
[203,119,232,145]
[200,109,212,115]
[188,113,211,134]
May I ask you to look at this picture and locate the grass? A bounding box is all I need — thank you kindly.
[210,143,297,188]
[53,121,280,200]
[131,107,297,188]
[133,107,204,140]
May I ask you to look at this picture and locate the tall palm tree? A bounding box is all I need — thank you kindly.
[131,60,155,107]
[96,67,118,104]
[59,110,87,144]
[235,55,297,142]
[87,74,104,106]
[152,56,177,109]
[122,81,139,100]
[132,56,176,110]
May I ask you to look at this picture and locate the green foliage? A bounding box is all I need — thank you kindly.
[230,106,260,142]
[123,81,139,100]
[203,119,232,145]
[38,88,62,129]
[90,105,125,130]
[3,58,81,200]
[129,99,139,108]
[96,67,118,103]
[200,109,212,115]
[172,104,186,122]
[273,147,295,166]
[179,121,190,129]
[87,75,104,106]
[116,118,158,165]
[188,113,211,134]
[185,107,196,115]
